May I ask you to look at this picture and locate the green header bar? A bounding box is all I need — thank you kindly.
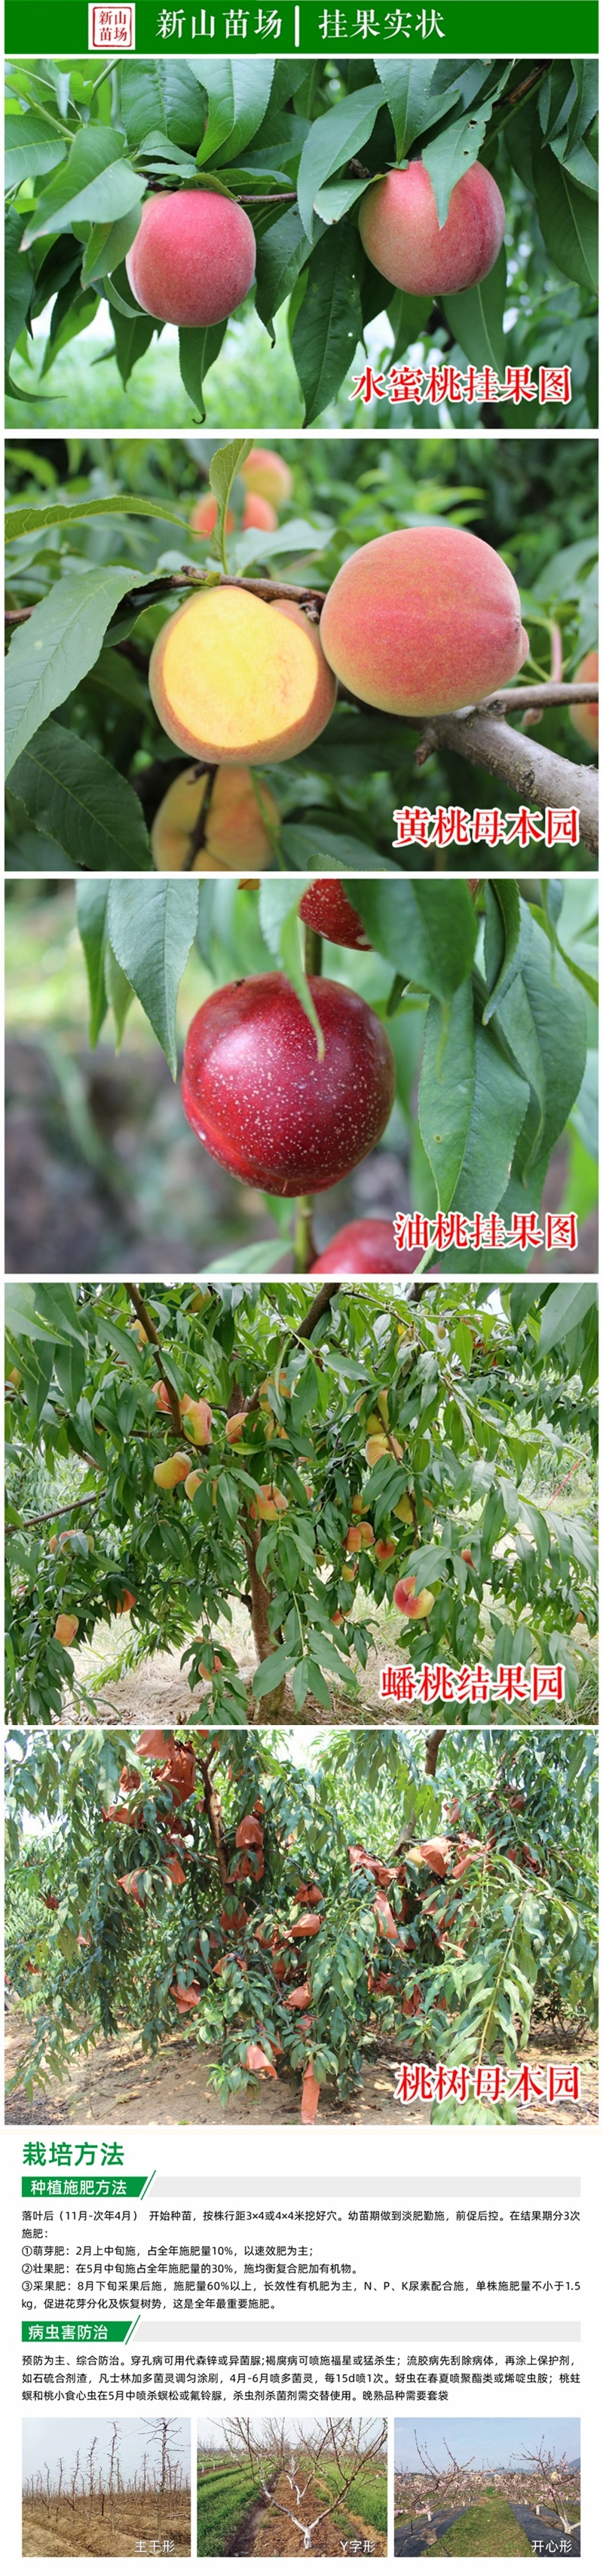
[23,2321,136,2342]
[23,2175,150,2199]
[5,5,598,56]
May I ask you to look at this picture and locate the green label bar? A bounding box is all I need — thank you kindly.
[23,2321,137,2342]
[23,2176,150,2199]
[5,5,598,55]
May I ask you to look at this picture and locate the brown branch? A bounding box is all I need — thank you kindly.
[18,1490,103,1530]
[421,708,598,855]
[124,1283,182,1434]
[198,1756,230,1891]
[425,1728,446,1778]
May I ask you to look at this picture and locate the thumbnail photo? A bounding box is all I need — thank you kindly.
[22,2415,191,2558]
[5,1724,598,2130]
[5,55,597,430]
[196,2414,387,2557]
[393,2417,580,2556]
[5,1278,598,1728]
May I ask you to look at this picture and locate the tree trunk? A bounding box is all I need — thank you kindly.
[244,1531,286,1715]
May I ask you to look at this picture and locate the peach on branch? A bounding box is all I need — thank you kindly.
[190,496,235,537]
[184,1470,204,1498]
[150,763,280,874]
[241,491,278,531]
[149,589,336,766]
[344,1520,375,1551]
[54,1614,78,1645]
[365,1433,389,1467]
[311,1219,427,1274]
[570,650,598,751]
[358,158,505,297]
[181,973,396,1193]
[320,525,528,717]
[249,1483,289,1522]
[241,447,294,507]
[125,188,256,327]
[298,880,371,948]
[393,1574,434,1618]
[375,1537,396,1562]
[226,1411,247,1443]
[153,1454,191,1489]
[393,1492,414,1525]
[181,1395,213,1446]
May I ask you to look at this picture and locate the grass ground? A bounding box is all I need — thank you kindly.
[197,2463,265,2553]
[428,2498,532,2556]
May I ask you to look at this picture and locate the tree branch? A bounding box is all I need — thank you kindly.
[420,707,598,855]
[124,1283,182,1434]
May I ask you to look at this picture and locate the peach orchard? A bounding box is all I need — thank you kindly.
[5,1726,598,2125]
[5,1277,597,1727]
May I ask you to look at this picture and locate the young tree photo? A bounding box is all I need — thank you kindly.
[5,1277,598,1727]
[5,56,598,429]
[5,436,598,871]
[197,2413,387,2556]
[5,1724,598,2128]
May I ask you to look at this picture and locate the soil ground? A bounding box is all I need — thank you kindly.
[21,2497,190,2556]
[60,1588,598,1730]
[5,2010,597,2128]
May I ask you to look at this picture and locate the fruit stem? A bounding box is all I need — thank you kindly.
[294,1198,317,1273]
[304,925,323,978]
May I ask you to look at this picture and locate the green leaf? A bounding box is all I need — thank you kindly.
[493,920,587,1176]
[195,58,274,168]
[6,720,152,874]
[442,244,507,374]
[208,436,253,571]
[80,207,142,287]
[104,942,134,1048]
[5,564,136,774]
[178,321,228,421]
[421,1013,531,1218]
[292,220,363,426]
[6,492,198,543]
[482,883,531,1022]
[21,129,145,247]
[118,58,205,153]
[297,84,380,240]
[313,176,367,225]
[5,112,67,191]
[251,1644,290,1699]
[258,883,324,1057]
[111,301,156,389]
[350,882,477,1000]
[5,209,34,377]
[535,142,598,290]
[537,1283,598,1354]
[422,107,491,225]
[106,880,200,1077]
[255,205,312,341]
[77,883,110,1047]
[372,60,444,160]
[418,979,476,1209]
[40,283,99,376]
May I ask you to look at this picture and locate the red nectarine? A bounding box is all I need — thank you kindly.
[181,974,396,1193]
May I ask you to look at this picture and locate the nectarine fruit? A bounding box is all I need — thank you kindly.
[359,158,505,298]
[241,447,293,507]
[151,763,279,873]
[149,589,336,765]
[320,526,528,718]
[126,189,256,327]
[181,973,396,1193]
[570,650,598,751]
[298,881,371,948]
[311,1219,428,1274]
